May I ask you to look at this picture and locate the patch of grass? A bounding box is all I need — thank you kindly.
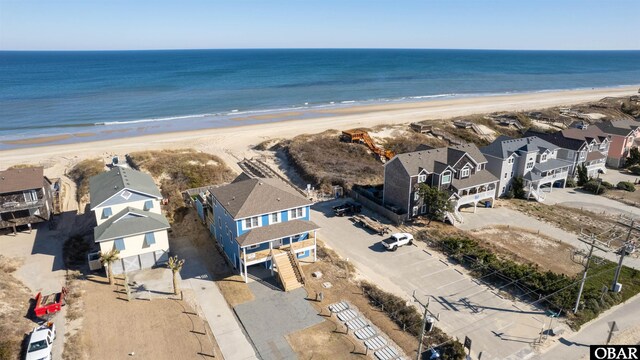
[62,331,88,360]
[383,133,446,155]
[0,256,32,360]
[447,127,490,146]
[68,159,104,203]
[127,149,236,221]
[6,164,37,170]
[418,231,640,329]
[64,271,84,322]
[285,130,384,192]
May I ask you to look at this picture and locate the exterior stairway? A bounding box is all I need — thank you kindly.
[272,251,303,291]
[527,188,546,202]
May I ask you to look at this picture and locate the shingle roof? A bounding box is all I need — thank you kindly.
[451,169,498,189]
[210,177,312,219]
[481,136,559,159]
[596,119,640,136]
[89,166,162,209]
[524,130,586,151]
[586,151,606,162]
[391,143,487,176]
[533,158,573,172]
[0,167,45,193]
[94,207,170,243]
[235,219,320,247]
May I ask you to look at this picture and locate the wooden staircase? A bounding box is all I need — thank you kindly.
[272,251,304,291]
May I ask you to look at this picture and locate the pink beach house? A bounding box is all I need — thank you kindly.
[596,119,640,168]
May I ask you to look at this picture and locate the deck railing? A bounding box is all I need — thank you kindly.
[242,237,315,264]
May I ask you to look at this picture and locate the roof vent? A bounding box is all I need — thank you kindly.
[277,197,281,201]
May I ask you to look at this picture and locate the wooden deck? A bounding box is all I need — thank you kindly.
[242,238,315,264]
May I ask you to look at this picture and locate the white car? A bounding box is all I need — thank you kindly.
[26,323,56,360]
[381,233,414,251]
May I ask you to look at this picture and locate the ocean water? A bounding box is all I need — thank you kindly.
[1,49,639,146]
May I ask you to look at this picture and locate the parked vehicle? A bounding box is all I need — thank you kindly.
[351,214,390,235]
[87,251,102,271]
[381,233,414,251]
[33,288,66,318]
[26,322,56,360]
[332,202,362,217]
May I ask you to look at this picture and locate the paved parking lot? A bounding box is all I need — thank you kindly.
[312,200,550,360]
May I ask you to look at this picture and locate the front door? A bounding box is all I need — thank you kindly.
[272,238,283,249]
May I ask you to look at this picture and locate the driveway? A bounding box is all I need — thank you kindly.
[312,200,550,360]
[543,187,640,220]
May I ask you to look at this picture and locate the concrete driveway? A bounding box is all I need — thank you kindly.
[543,187,640,220]
[312,200,550,360]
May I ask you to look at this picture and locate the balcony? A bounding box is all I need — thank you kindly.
[242,237,316,265]
[0,199,45,214]
[456,189,496,207]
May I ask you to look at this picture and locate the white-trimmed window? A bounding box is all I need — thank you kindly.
[290,207,305,219]
[541,154,547,162]
[101,207,113,219]
[504,173,508,179]
[461,168,470,178]
[421,204,427,214]
[414,191,420,201]
[441,172,451,184]
[120,190,132,200]
[418,174,427,183]
[412,206,419,216]
[244,216,260,229]
[247,244,260,250]
[270,212,281,224]
[526,161,534,170]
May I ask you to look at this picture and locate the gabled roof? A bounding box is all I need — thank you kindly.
[451,169,498,189]
[94,207,170,243]
[524,130,585,151]
[0,167,45,193]
[390,143,487,176]
[89,166,162,209]
[481,136,559,159]
[210,177,312,219]
[596,119,640,136]
[235,219,320,247]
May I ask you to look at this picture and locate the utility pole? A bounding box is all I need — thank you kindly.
[612,218,638,292]
[413,290,439,360]
[574,234,609,314]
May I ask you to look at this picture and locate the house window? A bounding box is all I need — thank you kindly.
[247,244,260,250]
[290,208,304,219]
[120,190,132,200]
[114,238,126,251]
[414,192,420,201]
[421,204,427,214]
[526,161,534,170]
[441,172,451,184]
[270,212,281,224]
[218,217,221,228]
[102,207,112,219]
[24,190,37,202]
[504,173,508,179]
[412,206,419,216]
[541,154,547,162]
[244,216,259,229]
[143,200,154,211]
[461,168,470,178]
[144,232,156,246]
[418,174,427,183]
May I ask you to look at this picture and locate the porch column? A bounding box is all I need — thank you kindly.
[313,230,317,262]
[269,242,274,276]
[243,247,248,283]
[473,202,477,213]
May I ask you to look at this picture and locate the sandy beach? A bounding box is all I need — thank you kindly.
[1,86,638,177]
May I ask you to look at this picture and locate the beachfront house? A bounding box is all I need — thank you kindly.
[89,166,170,274]
[595,119,640,168]
[382,144,499,224]
[525,125,610,178]
[209,176,319,290]
[0,167,53,234]
[481,136,572,202]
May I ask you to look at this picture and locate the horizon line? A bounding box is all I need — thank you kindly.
[2,47,640,52]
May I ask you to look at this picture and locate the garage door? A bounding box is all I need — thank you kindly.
[122,255,141,273]
[139,252,156,269]
[111,259,124,275]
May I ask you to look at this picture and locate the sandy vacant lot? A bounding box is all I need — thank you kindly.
[80,276,219,360]
[469,225,583,276]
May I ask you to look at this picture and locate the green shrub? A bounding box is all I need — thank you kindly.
[63,235,91,269]
[628,165,640,175]
[583,180,607,194]
[617,181,636,192]
[68,159,105,203]
[601,181,614,190]
[565,178,577,188]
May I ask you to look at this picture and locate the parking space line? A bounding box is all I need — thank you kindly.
[419,267,455,279]
[435,276,469,290]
